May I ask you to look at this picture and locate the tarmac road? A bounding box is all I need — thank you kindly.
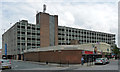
[1,59,119,72]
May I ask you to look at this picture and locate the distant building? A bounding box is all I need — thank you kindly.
[0,49,2,59]
[2,11,115,60]
[118,2,120,48]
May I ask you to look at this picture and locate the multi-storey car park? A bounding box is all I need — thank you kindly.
[2,20,40,59]
[2,11,115,60]
[58,26,115,45]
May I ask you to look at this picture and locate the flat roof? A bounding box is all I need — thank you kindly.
[24,42,111,53]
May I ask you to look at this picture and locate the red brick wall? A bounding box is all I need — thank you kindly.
[37,13,58,47]
[24,50,82,64]
[54,15,58,46]
[40,13,50,47]
[24,52,39,62]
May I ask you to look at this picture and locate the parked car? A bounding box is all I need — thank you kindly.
[103,57,110,64]
[95,58,106,65]
[0,59,12,69]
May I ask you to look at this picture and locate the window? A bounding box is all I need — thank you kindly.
[27,43,31,46]
[21,43,25,45]
[17,43,20,45]
[37,33,40,35]
[37,39,40,40]
[21,37,25,40]
[27,38,31,40]
[58,29,61,31]
[58,38,61,40]
[37,44,40,46]
[27,27,31,29]
[17,26,20,28]
[37,28,40,30]
[17,31,20,34]
[27,32,31,35]
[21,26,25,29]
[32,33,35,35]
[32,27,35,30]
[17,37,20,39]
[21,32,25,34]
[66,29,68,32]
[69,30,71,32]
[62,38,64,40]
[32,38,35,40]
[58,33,61,35]
[58,43,61,45]
[32,44,35,46]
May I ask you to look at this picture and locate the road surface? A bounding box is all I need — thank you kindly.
[1,59,119,72]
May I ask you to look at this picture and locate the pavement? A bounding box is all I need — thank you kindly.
[13,58,115,67]
[13,59,94,67]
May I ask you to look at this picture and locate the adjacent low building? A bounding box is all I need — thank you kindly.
[24,42,111,64]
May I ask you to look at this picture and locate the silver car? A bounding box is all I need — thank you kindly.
[104,57,110,64]
[0,59,12,69]
[95,58,106,65]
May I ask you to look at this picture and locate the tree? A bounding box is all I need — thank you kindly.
[112,44,120,55]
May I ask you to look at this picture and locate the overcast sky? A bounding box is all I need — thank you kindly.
[0,0,119,49]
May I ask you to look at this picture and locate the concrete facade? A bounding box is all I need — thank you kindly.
[58,26,115,46]
[2,24,17,59]
[118,2,120,48]
[2,20,40,59]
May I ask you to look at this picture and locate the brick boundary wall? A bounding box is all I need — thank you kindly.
[24,50,82,64]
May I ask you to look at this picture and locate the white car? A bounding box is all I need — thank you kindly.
[0,59,12,69]
[95,58,106,65]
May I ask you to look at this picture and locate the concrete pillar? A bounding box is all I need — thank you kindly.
[17,55,19,60]
[21,55,23,60]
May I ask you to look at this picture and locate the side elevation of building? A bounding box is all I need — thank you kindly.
[2,20,40,59]
[58,26,115,47]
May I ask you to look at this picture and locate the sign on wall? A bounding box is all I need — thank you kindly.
[5,44,7,56]
[82,51,93,54]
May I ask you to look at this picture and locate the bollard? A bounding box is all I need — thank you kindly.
[68,61,69,67]
[87,60,88,66]
[60,62,61,67]
[46,62,48,64]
